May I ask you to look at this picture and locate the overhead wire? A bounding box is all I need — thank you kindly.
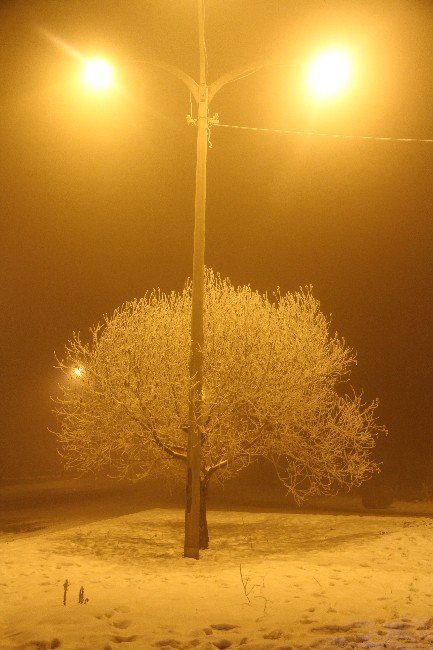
[212,122,433,144]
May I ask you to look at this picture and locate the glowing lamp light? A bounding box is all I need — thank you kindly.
[73,366,84,377]
[307,49,352,99]
[82,58,114,91]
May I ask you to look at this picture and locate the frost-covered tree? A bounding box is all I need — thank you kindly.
[53,270,386,548]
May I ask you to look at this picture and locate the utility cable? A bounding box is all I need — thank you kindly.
[212,122,433,144]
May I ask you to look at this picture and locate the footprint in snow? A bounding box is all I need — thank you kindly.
[110,634,138,644]
[111,620,132,630]
[115,605,131,613]
[263,629,283,639]
[17,639,61,649]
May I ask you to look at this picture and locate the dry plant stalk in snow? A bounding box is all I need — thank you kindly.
[52,269,386,548]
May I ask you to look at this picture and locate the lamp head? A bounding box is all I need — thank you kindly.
[82,58,114,91]
[308,49,352,99]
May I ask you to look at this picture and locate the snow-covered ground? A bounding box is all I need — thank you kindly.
[2,501,433,649]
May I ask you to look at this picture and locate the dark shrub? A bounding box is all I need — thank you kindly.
[362,482,394,509]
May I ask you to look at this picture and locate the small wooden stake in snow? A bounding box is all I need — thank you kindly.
[63,579,69,606]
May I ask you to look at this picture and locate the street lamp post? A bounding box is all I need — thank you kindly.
[184,0,207,560]
[183,0,277,558]
[79,2,352,560]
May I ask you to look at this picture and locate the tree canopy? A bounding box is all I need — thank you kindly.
[53,270,386,503]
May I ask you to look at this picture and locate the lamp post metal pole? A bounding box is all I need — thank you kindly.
[184,0,208,560]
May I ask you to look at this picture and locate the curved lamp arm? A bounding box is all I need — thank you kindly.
[134,58,199,102]
[209,59,288,103]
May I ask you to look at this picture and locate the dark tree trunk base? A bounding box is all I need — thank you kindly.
[199,477,209,549]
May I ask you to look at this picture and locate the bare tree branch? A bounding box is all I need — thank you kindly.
[149,426,187,461]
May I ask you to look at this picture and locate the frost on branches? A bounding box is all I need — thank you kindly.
[53,270,386,548]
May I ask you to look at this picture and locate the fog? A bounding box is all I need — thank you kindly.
[1,0,433,491]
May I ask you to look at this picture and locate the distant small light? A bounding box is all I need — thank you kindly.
[73,367,83,377]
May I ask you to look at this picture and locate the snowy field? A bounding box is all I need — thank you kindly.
[2,503,433,649]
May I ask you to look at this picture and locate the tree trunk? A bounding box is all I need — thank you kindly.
[199,476,209,549]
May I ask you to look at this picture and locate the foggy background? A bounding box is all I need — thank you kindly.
[1,0,432,496]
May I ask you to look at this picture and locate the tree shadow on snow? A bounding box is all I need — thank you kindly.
[48,509,394,565]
